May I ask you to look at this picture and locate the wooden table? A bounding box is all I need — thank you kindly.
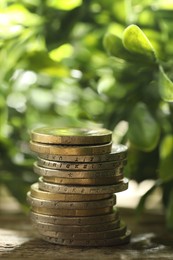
[0,208,173,260]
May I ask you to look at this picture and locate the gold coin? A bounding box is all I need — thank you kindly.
[30,209,119,225]
[37,157,126,171]
[31,206,113,217]
[34,162,123,179]
[31,127,112,145]
[31,219,121,233]
[35,223,127,240]
[39,144,127,162]
[43,175,123,185]
[30,183,111,201]
[38,177,128,194]
[27,193,116,209]
[30,141,112,155]
[40,230,131,246]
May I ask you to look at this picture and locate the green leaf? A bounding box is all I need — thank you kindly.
[154,0,173,10]
[4,179,31,208]
[136,181,158,215]
[103,33,134,61]
[123,24,157,62]
[0,4,42,27]
[47,0,82,10]
[159,135,173,182]
[26,51,70,77]
[49,44,74,62]
[159,66,173,102]
[104,31,156,64]
[128,102,160,151]
[166,190,173,230]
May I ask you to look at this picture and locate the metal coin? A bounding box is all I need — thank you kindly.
[43,175,123,185]
[31,127,112,145]
[27,193,116,209]
[31,219,121,233]
[40,230,131,246]
[30,141,112,156]
[31,206,113,217]
[37,224,126,240]
[38,144,127,162]
[30,209,119,225]
[30,183,112,201]
[37,157,126,171]
[35,222,127,240]
[34,162,123,179]
[38,177,128,194]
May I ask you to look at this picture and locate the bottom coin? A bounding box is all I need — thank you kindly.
[31,206,113,217]
[40,230,131,247]
[30,209,119,225]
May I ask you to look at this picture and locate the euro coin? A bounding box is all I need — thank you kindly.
[40,230,131,246]
[37,157,126,171]
[38,144,127,162]
[31,219,121,233]
[30,183,111,201]
[27,193,116,209]
[30,209,119,225]
[31,206,113,217]
[34,162,123,179]
[43,175,123,185]
[35,222,127,240]
[38,177,128,194]
[31,127,112,145]
[30,141,112,156]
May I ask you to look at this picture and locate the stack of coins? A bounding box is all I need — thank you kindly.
[27,127,131,246]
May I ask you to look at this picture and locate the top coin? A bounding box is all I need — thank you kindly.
[30,127,112,145]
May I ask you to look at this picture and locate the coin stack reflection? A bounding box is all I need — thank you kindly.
[28,127,131,246]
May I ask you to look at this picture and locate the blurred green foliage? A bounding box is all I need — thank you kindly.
[0,0,173,229]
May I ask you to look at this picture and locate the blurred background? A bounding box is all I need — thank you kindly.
[0,0,173,230]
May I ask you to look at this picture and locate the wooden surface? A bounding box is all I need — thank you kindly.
[0,208,173,260]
